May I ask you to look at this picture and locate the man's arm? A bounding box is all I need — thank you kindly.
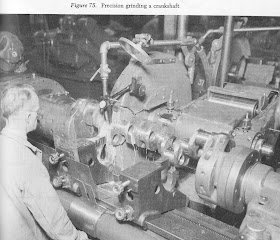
[22,160,88,240]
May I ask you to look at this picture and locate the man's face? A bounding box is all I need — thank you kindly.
[29,108,39,132]
[26,98,39,133]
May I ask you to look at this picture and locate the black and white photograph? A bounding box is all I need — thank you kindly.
[1,1,280,239]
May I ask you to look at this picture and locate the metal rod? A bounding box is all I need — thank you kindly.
[219,16,234,87]
[57,190,162,240]
[269,128,280,133]
[177,16,189,61]
[163,16,177,40]
[177,16,188,40]
[152,39,182,46]
[199,26,280,45]
[235,26,280,32]
[151,27,280,48]
[111,85,130,98]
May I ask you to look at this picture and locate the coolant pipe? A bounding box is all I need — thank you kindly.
[198,26,280,45]
[177,15,189,61]
[219,16,234,87]
[57,190,162,240]
[152,26,280,48]
[100,41,121,98]
[234,26,280,32]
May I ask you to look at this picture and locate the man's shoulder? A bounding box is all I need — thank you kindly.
[0,133,22,151]
[0,133,37,164]
[0,132,25,150]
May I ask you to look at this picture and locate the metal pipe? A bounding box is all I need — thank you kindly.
[57,190,161,240]
[199,26,280,45]
[152,39,182,46]
[199,27,224,44]
[163,15,177,40]
[208,92,258,117]
[177,16,188,40]
[141,26,280,49]
[235,26,280,32]
[100,41,110,98]
[219,16,234,87]
[99,41,121,98]
[177,16,189,61]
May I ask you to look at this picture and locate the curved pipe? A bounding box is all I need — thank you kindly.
[199,26,280,45]
[99,41,121,98]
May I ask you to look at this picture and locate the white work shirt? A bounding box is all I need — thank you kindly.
[0,126,88,240]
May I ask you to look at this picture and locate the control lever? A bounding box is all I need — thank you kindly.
[100,77,146,123]
[111,77,146,100]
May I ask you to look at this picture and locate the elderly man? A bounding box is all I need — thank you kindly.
[0,84,88,240]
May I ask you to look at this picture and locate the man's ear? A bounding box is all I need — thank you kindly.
[26,112,32,124]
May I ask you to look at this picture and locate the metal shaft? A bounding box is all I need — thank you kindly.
[177,15,189,40]
[177,15,189,61]
[235,26,280,32]
[219,16,234,87]
[57,190,162,240]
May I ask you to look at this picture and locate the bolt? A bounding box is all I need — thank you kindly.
[242,113,252,131]
[52,176,63,188]
[113,180,131,194]
[12,51,18,57]
[49,152,65,165]
[115,208,126,221]
[259,196,268,205]
[115,205,134,221]
[261,196,267,201]
[99,100,107,110]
